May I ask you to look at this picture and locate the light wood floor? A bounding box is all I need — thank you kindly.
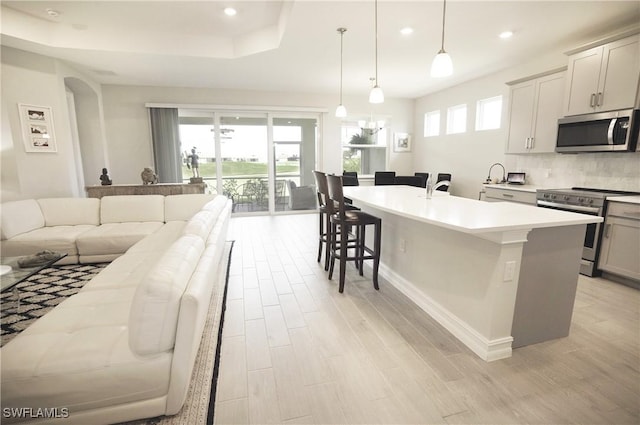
[214,214,640,424]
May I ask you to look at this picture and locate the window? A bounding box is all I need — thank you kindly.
[475,96,502,130]
[423,110,440,137]
[447,104,467,134]
[341,119,387,175]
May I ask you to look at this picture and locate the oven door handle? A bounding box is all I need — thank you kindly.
[537,200,601,214]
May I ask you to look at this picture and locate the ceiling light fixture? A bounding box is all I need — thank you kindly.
[224,7,237,16]
[431,0,453,78]
[46,8,60,17]
[335,28,347,118]
[369,0,384,104]
[400,27,414,35]
[499,31,513,39]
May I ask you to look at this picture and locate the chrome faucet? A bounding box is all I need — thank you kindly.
[486,163,506,184]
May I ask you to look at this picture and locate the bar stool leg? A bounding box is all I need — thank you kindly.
[339,225,347,293]
[328,221,337,280]
[317,212,324,263]
[372,219,381,290]
[324,212,331,271]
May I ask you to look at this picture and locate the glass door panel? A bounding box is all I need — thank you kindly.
[178,110,217,194]
[273,116,318,212]
[219,115,269,213]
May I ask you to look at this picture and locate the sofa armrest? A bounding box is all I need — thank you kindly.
[0,199,44,240]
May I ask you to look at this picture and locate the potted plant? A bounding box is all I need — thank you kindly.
[350,133,370,144]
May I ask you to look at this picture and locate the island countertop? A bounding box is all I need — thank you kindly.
[344,185,602,234]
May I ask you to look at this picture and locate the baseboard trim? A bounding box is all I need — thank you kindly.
[378,262,513,362]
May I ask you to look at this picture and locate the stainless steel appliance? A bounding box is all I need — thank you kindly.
[536,187,640,276]
[556,109,639,153]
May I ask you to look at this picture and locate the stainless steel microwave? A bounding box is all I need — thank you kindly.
[556,109,639,153]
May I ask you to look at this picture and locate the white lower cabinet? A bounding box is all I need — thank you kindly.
[484,187,537,205]
[598,201,640,281]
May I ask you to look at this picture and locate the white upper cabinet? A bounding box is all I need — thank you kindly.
[506,71,565,154]
[564,34,640,116]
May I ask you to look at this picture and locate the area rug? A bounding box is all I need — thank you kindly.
[1,263,107,347]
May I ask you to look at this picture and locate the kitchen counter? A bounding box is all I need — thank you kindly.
[343,185,602,361]
[345,186,600,237]
[607,195,640,204]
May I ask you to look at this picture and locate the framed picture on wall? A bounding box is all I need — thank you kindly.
[18,104,57,153]
[393,132,411,152]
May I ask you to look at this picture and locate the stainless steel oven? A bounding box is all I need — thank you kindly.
[536,188,639,276]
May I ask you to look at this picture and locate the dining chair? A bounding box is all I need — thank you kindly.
[374,171,396,185]
[393,175,425,187]
[436,173,452,192]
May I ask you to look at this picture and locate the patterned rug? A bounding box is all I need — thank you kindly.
[1,263,107,347]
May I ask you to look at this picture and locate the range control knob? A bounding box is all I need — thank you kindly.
[563,195,570,201]
[588,199,594,204]
[578,197,585,203]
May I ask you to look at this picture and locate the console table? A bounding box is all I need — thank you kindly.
[86,183,205,198]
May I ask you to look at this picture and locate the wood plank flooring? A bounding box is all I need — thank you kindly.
[214,214,640,424]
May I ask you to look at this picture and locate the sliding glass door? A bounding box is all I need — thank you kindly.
[219,114,269,213]
[178,109,319,214]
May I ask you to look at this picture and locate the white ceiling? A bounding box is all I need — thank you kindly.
[2,1,639,99]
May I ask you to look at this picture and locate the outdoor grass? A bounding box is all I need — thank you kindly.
[182,160,299,179]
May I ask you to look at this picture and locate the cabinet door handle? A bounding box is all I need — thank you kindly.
[530,137,534,149]
[604,223,611,238]
[590,93,596,107]
[502,193,514,198]
[597,92,603,106]
[524,137,529,149]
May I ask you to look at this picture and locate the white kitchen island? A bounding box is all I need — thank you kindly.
[343,186,603,361]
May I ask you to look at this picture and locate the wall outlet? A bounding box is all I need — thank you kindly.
[399,238,406,253]
[503,261,516,281]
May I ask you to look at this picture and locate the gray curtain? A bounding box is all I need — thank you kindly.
[149,108,181,183]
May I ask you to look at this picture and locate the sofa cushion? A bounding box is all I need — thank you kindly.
[0,288,172,414]
[128,234,205,355]
[165,194,217,221]
[127,221,186,255]
[38,197,100,226]
[76,222,164,256]
[0,225,95,257]
[100,195,165,224]
[182,211,217,240]
[0,199,44,240]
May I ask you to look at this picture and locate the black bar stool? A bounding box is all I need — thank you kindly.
[326,175,382,293]
[312,171,359,271]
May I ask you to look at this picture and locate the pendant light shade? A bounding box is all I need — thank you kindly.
[431,0,453,78]
[336,28,348,118]
[369,0,384,104]
[369,86,384,104]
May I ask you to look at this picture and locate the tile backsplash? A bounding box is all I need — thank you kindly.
[505,153,640,191]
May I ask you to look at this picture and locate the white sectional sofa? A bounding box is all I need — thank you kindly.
[0,194,232,424]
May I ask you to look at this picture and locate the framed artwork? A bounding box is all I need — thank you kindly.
[18,104,57,153]
[393,132,411,152]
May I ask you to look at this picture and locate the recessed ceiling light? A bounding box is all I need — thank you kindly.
[499,31,513,39]
[46,8,60,17]
[400,27,414,35]
[224,7,237,16]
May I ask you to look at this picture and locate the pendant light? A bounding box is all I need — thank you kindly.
[369,0,384,103]
[335,28,347,118]
[431,0,453,78]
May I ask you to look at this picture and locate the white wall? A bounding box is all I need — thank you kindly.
[1,47,108,201]
[413,41,640,199]
[101,85,414,184]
